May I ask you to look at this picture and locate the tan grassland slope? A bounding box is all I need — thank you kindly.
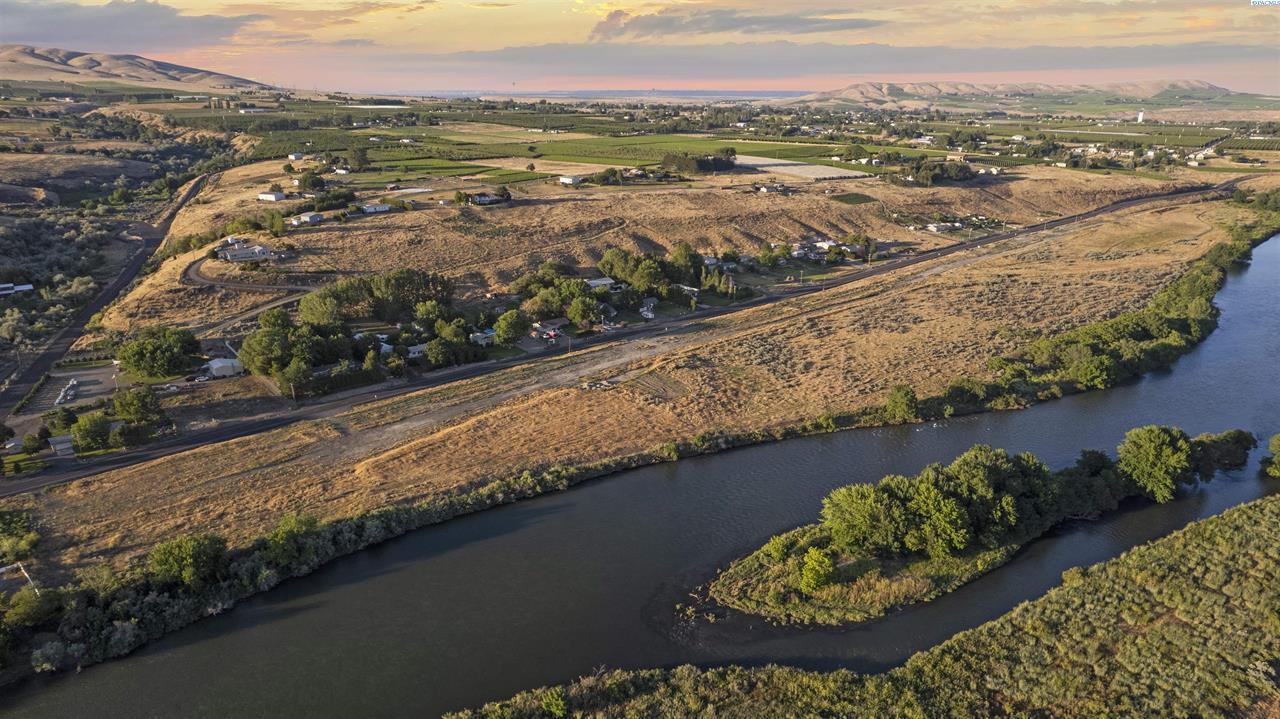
[0,44,269,90]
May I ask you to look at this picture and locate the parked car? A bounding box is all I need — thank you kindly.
[194,375,210,383]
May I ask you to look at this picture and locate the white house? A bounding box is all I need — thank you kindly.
[334,168,351,175]
[559,175,584,186]
[407,343,430,359]
[208,358,244,377]
[1010,134,1027,142]
[257,191,286,202]
[468,329,496,347]
[361,203,392,214]
[291,212,323,226]
[287,152,305,161]
[219,244,274,263]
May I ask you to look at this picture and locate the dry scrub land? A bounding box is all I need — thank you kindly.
[100,164,1197,332]
[4,190,1262,584]
[0,153,152,188]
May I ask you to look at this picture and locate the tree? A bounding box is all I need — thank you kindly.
[276,356,311,396]
[822,484,908,556]
[71,412,112,451]
[238,327,292,375]
[905,482,971,558]
[526,163,536,172]
[117,327,198,377]
[413,299,447,326]
[885,384,920,423]
[667,242,700,284]
[147,534,227,590]
[493,309,531,346]
[799,547,835,595]
[566,296,601,330]
[112,387,162,424]
[1117,425,1193,503]
[454,190,470,206]
[21,433,44,455]
[424,338,454,367]
[298,294,343,328]
[0,423,12,443]
[349,145,369,171]
[1266,434,1280,479]
[266,513,318,570]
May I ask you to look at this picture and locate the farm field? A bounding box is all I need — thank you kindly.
[2,192,1258,584]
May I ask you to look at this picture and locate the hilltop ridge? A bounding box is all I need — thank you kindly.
[0,44,270,91]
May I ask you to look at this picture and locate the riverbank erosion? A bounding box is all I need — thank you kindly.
[0,190,1276,684]
[454,486,1280,718]
[708,427,1256,626]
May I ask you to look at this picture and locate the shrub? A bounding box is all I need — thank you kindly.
[884,385,920,423]
[799,547,834,595]
[147,534,228,590]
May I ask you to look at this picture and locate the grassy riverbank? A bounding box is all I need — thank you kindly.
[0,203,1276,687]
[709,428,1255,625]
[454,485,1280,718]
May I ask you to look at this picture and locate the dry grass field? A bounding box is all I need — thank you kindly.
[5,195,1255,585]
[103,164,1198,333]
[96,246,288,334]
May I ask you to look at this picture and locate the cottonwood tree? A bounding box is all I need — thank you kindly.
[1117,425,1193,503]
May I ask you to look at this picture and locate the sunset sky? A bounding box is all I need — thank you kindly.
[2,0,1278,94]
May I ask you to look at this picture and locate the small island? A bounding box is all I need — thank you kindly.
[709,425,1257,625]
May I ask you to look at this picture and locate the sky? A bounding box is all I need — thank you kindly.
[2,0,1278,94]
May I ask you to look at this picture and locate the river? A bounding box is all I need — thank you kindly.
[3,238,1278,718]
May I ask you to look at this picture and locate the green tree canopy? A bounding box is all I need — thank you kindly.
[112,387,162,424]
[493,309,531,346]
[117,327,198,378]
[70,412,112,451]
[885,384,920,423]
[1117,425,1194,503]
[147,533,227,590]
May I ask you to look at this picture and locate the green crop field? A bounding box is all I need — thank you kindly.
[1221,138,1280,151]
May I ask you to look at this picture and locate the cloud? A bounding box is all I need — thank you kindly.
[391,40,1278,87]
[0,0,262,52]
[467,2,513,7]
[591,8,883,40]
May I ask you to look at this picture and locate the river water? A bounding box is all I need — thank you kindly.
[4,238,1278,718]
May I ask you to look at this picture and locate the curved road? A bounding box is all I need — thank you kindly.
[0,175,209,416]
[0,177,1246,497]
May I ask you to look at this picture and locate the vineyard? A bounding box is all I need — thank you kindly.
[1221,138,1280,151]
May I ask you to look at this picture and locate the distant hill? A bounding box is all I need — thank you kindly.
[786,79,1260,115]
[0,45,270,91]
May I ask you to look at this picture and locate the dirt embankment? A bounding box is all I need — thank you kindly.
[3,197,1250,583]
